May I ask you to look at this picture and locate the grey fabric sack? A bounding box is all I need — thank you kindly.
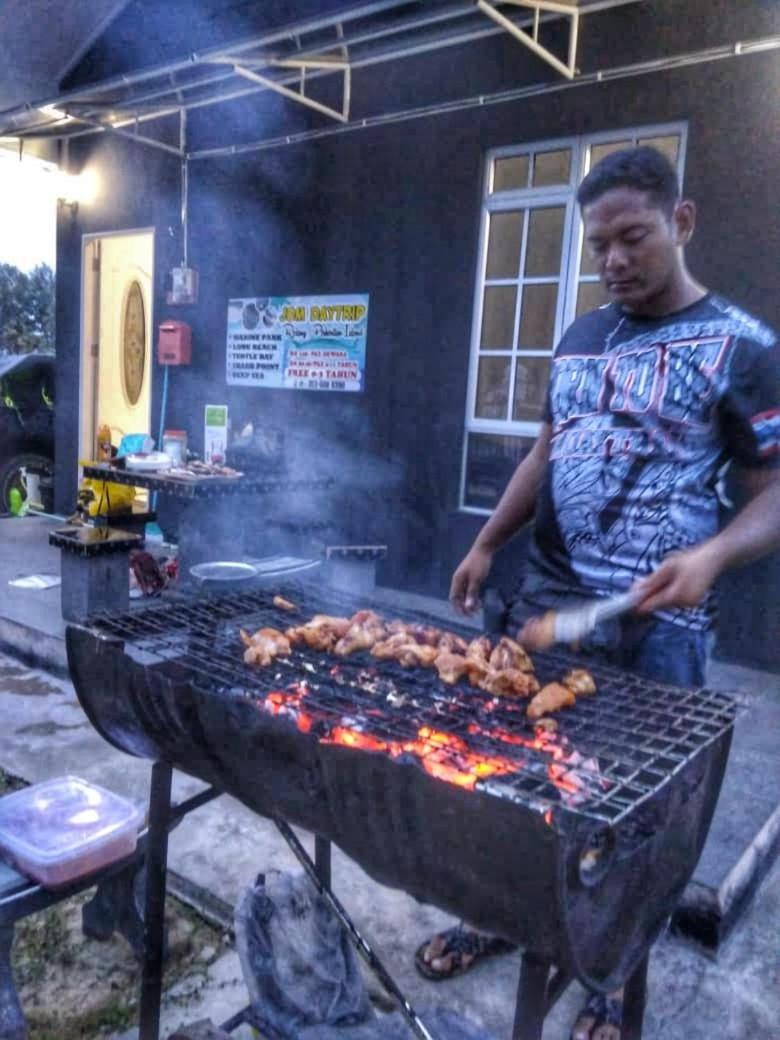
[234,870,373,1037]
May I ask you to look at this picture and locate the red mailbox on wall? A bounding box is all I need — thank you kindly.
[158,321,192,365]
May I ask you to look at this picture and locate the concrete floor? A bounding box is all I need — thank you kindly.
[1,515,779,1038]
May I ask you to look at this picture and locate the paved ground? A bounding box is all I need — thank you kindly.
[2,651,779,1040]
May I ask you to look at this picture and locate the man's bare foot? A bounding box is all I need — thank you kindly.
[414,926,516,981]
[571,990,623,1040]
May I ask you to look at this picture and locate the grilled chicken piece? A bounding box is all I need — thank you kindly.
[334,610,388,656]
[371,632,414,659]
[371,633,438,667]
[433,651,469,684]
[517,611,557,652]
[409,624,445,646]
[479,668,540,698]
[466,636,492,663]
[562,668,596,696]
[397,644,439,668]
[384,620,443,646]
[437,631,470,655]
[240,627,292,667]
[463,656,491,685]
[527,682,576,720]
[273,595,299,612]
[489,636,534,673]
[286,614,351,652]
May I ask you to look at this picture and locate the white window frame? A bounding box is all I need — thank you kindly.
[460,121,688,515]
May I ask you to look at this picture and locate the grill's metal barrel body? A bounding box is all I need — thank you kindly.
[66,588,734,994]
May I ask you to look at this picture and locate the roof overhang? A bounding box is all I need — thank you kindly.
[0,0,640,157]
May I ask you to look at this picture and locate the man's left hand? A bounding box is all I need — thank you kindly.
[631,542,722,615]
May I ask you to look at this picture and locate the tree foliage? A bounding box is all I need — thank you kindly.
[0,262,55,354]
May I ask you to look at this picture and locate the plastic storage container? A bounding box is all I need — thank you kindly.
[0,777,144,887]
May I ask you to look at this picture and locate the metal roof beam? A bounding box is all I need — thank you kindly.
[232,61,350,124]
[0,0,416,125]
[477,0,579,79]
[0,0,639,145]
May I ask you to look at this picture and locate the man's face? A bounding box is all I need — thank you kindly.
[582,187,687,315]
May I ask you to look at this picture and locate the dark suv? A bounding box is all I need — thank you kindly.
[0,352,55,513]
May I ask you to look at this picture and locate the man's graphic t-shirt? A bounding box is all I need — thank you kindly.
[522,293,779,630]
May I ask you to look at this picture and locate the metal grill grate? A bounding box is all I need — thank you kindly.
[89,585,736,824]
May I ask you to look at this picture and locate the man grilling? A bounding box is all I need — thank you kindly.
[415,146,780,1040]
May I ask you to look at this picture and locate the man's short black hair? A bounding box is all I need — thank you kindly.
[577,146,680,215]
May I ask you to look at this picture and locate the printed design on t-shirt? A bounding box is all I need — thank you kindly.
[752,408,780,458]
[549,335,730,457]
[546,327,737,618]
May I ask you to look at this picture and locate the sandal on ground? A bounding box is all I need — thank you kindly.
[571,992,623,1040]
[414,925,517,981]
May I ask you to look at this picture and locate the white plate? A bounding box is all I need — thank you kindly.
[124,452,172,472]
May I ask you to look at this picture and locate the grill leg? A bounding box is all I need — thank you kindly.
[139,761,173,1040]
[512,952,551,1040]
[315,835,332,887]
[0,923,27,1040]
[622,953,650,1040]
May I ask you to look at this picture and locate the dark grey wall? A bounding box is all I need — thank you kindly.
[55,1,780,668]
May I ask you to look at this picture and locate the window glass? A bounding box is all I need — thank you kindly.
[588,140,632,171]
[524,206,565,278]
[638,134,680,166]
[485,211,524,279]
[464,124,686,511]
[512,357,551,422]
[480,285,516,349]
[517,283,557,349]
[475,357,511,420]
[463,433,535,511]
[493,155,530,192]
[576,280,610,318]
[532,149,571,187]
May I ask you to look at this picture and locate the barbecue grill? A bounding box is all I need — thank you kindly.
[66,584,736,1040]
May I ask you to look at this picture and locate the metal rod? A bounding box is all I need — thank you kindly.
[568,9,580,75]
[512,952,551,1040]
[502,0,581,16]
[180,109,189,268]
[543,965,572,1012]
[622,954,650,1040]
[315,834,332,887]
[168,784,220,827]
[139,761,173,1040]
[273,817,436,1040]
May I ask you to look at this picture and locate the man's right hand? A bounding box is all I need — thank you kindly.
[449,545,493,614]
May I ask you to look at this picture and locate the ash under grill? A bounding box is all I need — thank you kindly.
[91,586,735,826]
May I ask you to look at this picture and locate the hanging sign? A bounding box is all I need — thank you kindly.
[226,294,369,392]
